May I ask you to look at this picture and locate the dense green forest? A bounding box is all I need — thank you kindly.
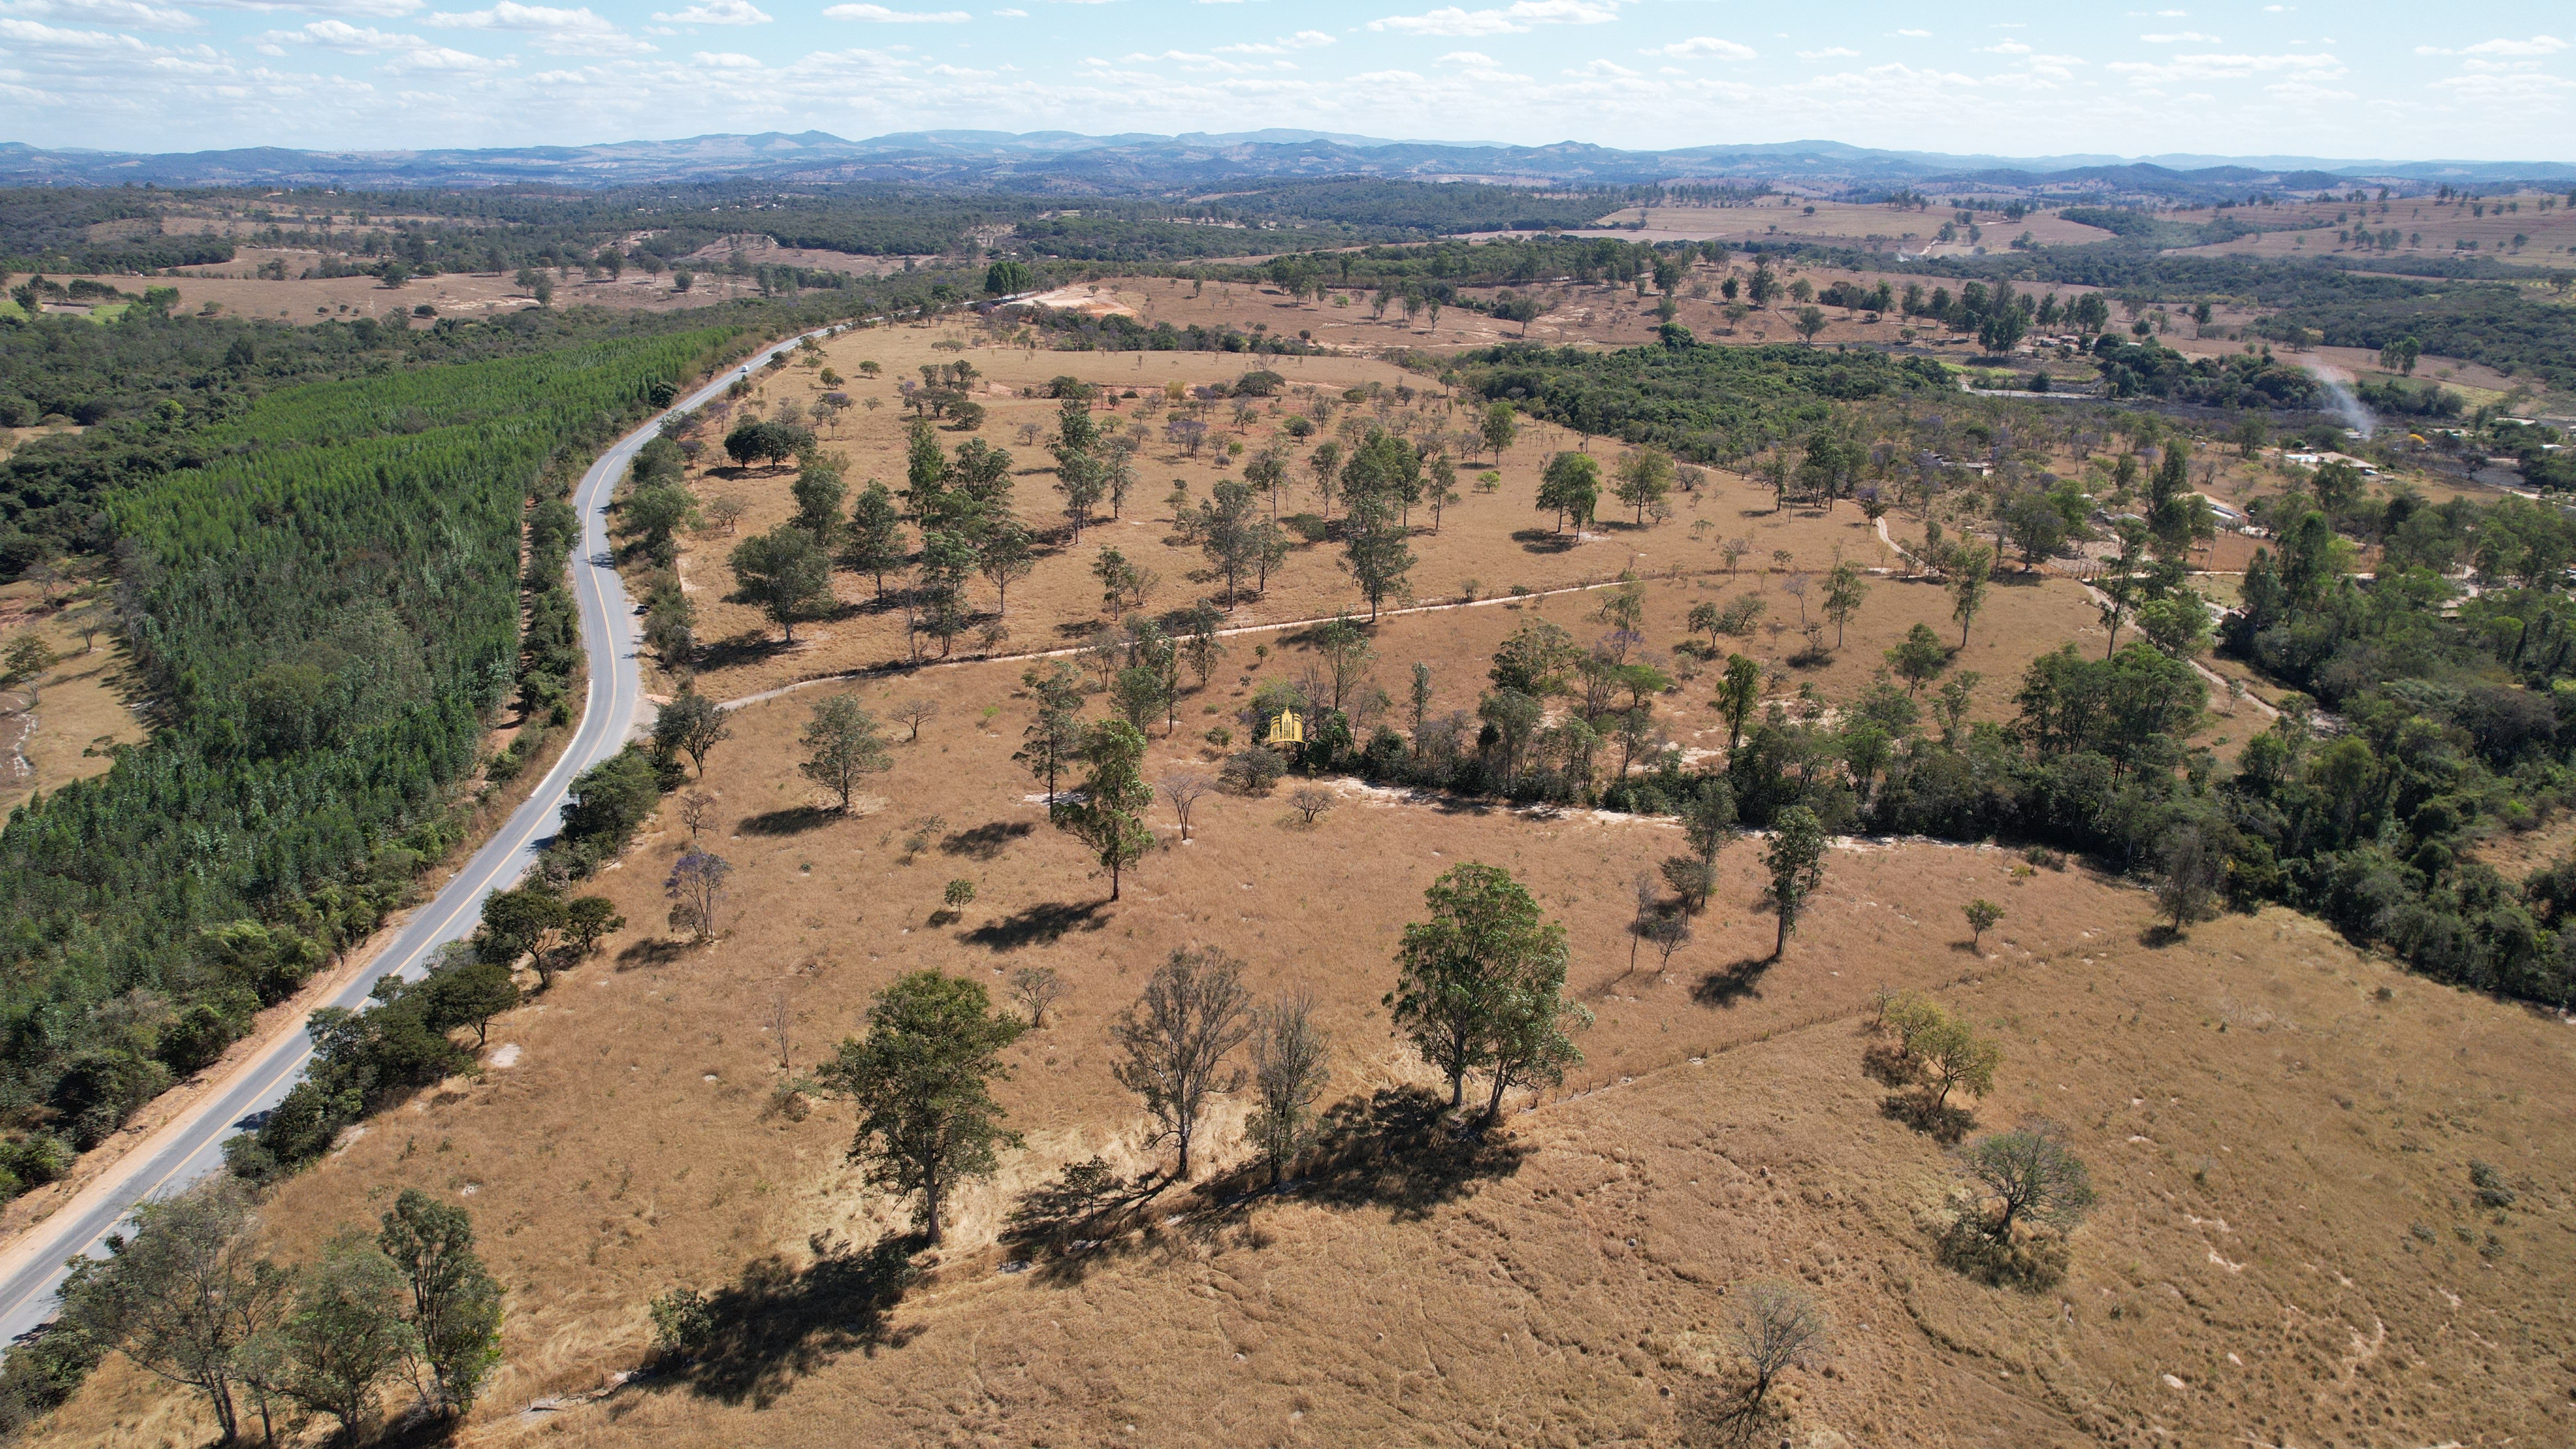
[1449,336,1950,461]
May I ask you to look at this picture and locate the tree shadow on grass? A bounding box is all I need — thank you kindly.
[1879,1090,1976,1145]
[737,805,837,837]
[1512,527,1578,555]
[644,1232,923,1409]
[1683,1388,1794,1449]
[1004,1157,1171,1287]
[1287,1085,1529,1223]
[615,937,693,970]
[1690,956,1775,1007]
[942,820,1034,860]
[962,899,1109,950]
[692,631,800,674]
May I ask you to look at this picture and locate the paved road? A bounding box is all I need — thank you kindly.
[0,332,823,1347]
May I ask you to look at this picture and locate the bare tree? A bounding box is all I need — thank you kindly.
[676,789,714,839]
[765,989,795,1071]
[1288,786,1336,826]
[1110,947,1254,1179]
[664,851,731,942]
[1728,1281,1829,1410]
[1645,912,1692,974]
[1010,964,1065,1028]
[892,697,941,743]
[1248,992,1331,1185]
[1626,871,1658,975]
[1159,771,1214,841]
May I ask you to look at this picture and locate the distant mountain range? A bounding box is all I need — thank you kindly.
[1,129,2567,195]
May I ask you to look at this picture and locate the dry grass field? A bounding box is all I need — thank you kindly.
[0,575,143,817]
[39,624,2575,1444]
[2165,190,2576,267]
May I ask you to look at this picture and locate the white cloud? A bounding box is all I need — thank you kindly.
[1894,28,1927,38]
[2141,32,2218,43]
[0,15,155,48]
[823,2,968,17]
[1795,46,1857,60]
[1650,35,1753,61]
[0,0,196,28]
[384,42,512,70]
[2414,35,2565,57]
[692,48,758,64]
[2110,51,2341,84]
[1562,57,1637,78]
[1370,1,1617,39]
[1213,29,1330,54]
[425,3,652,53]
[266,17,423,48]
[1978,40,2029,54]
[990,5,1024,13]
[188,0,424,14]
[654,0,769,23]
[2430,69,2573,103]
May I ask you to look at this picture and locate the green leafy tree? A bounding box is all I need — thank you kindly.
[1479,400,1519,458]
[1794,305,1828,344]
[791,457,847,544]
[1960,1122,2096,1239]
[1612,448,1674,524]
[651,687,730,779]
[1340,488,1415,621]
[1714,652,1762,752]
[1762,805,1828,960]
[1963,898,2003,950]
[1537,451,1600,533]
[817,970,1025,1245]
[277,1232,413,1438]
[1821,560,1869,649]
[1489,617,1581,696]
[377,1189,504,1418]
[564,895,624,958]
[621,483,699,560]
[844,480,907,599]
[978,518,1036,618]
[1948,543,1993,649]
[799,694,892,811]
[1886,622,1949,694]
[478,887,567,984]
[984,258,1034,296]
[1385,863,1579,1120]
[729,524,835,644]
[1014,660,1086,810]
[1060,719,1154,901]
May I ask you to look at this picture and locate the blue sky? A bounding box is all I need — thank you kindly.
[2,0,2568,161]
